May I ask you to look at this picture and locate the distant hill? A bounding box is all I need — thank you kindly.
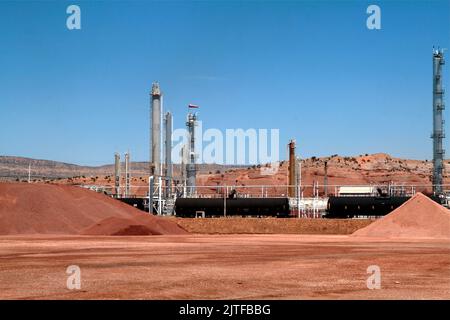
[2,154,449,197]
[0,156,246,180]
[197,153,450,197]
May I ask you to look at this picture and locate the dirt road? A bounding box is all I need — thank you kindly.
[0,234,448,299]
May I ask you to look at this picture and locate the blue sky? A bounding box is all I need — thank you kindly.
[0,0,449,166]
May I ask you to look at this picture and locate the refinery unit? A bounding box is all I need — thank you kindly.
[108,49,448,218]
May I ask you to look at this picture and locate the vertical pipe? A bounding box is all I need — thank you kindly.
[432,48,445,195]
[158,176,162,215]
[149,176,154,214]
[224,185,227,217]
[114,152,121,198]
[288,140,296,197]
[165,111,173,197]
[298,157,302,197]
[324,160,328,197]
[125,152,130,197]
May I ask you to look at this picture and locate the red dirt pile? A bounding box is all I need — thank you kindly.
[352,193,450,239]
[0,182,187,235]
[81,216,178,236]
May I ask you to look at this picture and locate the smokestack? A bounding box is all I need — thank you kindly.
[186,112,197,196]
[288,140,296,197]
[114,152,121,198]
[125,152,130,197]
[324,160,328,197]
[432,48,445,195]
[150,82,162,177]
[164,111,173,197]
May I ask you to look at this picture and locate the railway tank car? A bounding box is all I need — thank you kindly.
[174,197,290,217]
[324,196,410,218]
[325,194,443,218]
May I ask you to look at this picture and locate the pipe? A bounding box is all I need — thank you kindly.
[288,140,296,197]
[125,152,130,197]
[165,111,173,197]
[114,152,121,198]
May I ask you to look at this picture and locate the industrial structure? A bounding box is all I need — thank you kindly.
[106,48,447,218]
[114,152,120,198]
[124,152,130,197]
[288,140,296,197]
[164,111,173,198]
[432,48,445,195]
[186,111,198,196]
[150,82,162,177]
[147,82,180,214]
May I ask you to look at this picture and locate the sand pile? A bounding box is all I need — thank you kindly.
[81,216,180,236]
[0,182,187,235]
[353,193,450,239]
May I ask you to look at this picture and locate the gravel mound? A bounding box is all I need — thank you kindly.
[352,193,450,239]
[0,182,187,235]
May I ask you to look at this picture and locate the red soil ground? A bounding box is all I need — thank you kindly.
[0,235,448,299]
[0,182,186,236]
[353,193,450,239]
[0,183,449,299]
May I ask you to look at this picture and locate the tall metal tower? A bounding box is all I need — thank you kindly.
[186,112,197,196]
[432,48,445,195]
[124,151,130,197]
[164,111,173,197]
[150,82,162,177]
[114,152,121,198]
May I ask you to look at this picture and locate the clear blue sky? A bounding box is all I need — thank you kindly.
[0,0,449,166]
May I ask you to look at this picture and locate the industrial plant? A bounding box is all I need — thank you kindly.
[102,49,450,220]
[0,0,449,302]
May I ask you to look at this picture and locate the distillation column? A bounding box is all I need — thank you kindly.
[432,48,446,195]
[186,112,197,196]
[150,82,162,177]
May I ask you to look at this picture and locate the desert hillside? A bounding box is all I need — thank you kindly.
[197,153,450,196]
[0,156,244,180]
[2,153,448,197]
